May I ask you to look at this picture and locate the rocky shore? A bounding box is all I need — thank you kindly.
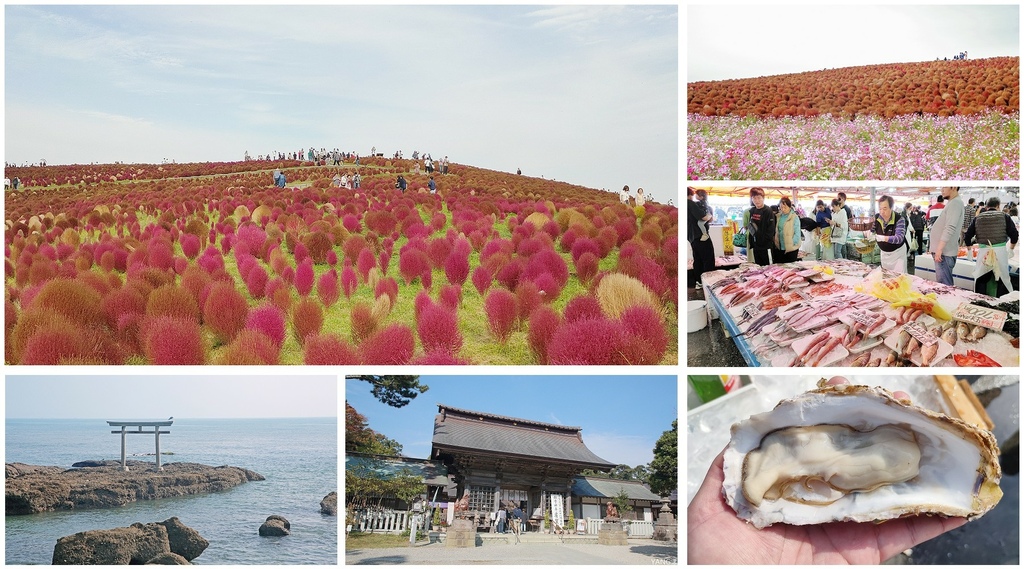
[6,461,264,515]
[52,517,208,565]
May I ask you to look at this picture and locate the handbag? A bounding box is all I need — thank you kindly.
[733,227,747,248]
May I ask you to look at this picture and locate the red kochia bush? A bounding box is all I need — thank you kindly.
[619,305,668,364]
[203,281,249,343]
[444,250,470,286]
[304,333,361,365]
[438,284,462,311]
[417,304,463,355]
[472,266,492,296]
[399,247,431,285]
[29,278,105,327]
[414,290,433,323]
[514,280,543,322]
[143,316,205,364]
[547,317,627,365]
[245,304,286,348]
[374,276,398,306]
[217,329,280,365]
[20,325,91,364]
[243,263,269,299]
[356,247,376,281]
[360,323,415,365]
[341,264,358,299]
[292,296,324,345]
[295,257,315,296]
[527,305,562,365]
[495,258,525,291]
[102,285,146,330]
[563,294,604,323]
[484,288,518,342]
[146,284,200,321]
[317,269,340,307]
[350,301,378,343]
[574,252,600,285]
[180,233,201,259]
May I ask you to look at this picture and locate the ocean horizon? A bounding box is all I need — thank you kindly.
[6,417,338,565]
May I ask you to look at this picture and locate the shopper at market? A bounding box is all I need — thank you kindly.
[746,188,777,265]
[962,197,977,245]
[815,200,833,260]
[927,195,945,226]
[872,195,908,274]
[964,197,1017,296]
[929,187,965,286]
[837,192,854,220]
[909,205,927,255]
[829,198,848,259]
[775,197,802,263]
[687,187,716,288]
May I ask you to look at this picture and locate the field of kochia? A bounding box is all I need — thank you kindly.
[4,158,678,365]
[688,57,1019,118]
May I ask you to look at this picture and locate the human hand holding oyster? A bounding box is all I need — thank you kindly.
[687,377,1002,564]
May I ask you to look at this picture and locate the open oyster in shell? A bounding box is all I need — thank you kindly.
[723,381,1003,529]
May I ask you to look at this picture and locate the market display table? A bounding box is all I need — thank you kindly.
[915,248,1019,290]
[702,260,1019,367]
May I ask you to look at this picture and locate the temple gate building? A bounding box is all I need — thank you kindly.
[431,404,617,530]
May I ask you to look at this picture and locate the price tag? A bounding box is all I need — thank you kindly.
[952,303,1007,331]
[904,322,938,346]
[848,311,877,327]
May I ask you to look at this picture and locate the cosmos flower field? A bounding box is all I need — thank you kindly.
[687,111,1019,180]
[687,56,1020,180]
[4,159,678,365]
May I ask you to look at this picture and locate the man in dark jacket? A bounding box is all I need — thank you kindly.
[746,187,777,266]
[909,206,926,254]
[687,187,716,287]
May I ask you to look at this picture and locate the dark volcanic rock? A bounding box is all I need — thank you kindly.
[6,462,264,515]
[157,516,209,561]
[259,515,291,536]
[320,491,338,516]
[145,552,191,565]
[52,522,170,565]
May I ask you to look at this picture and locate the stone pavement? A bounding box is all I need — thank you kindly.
[346,539,678,565]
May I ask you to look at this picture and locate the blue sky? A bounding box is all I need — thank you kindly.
[6,375,338,419]
[5,5,677,197]
[689,4,1019,82]
[345,374,677,468]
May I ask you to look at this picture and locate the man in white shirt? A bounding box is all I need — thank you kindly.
[928,187,964,286]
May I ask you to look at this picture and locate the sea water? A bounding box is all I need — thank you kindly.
[5,418,338,565]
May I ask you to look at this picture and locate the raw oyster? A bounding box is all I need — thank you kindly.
[723,382,1002,528]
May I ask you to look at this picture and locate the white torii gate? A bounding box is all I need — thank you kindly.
[107,420,173,471]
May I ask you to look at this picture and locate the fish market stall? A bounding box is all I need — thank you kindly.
[701,260,1019,367]
[915,246,1021,291]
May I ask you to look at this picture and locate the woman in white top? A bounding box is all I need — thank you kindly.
[620,185,631,205]
[635,187,647,207]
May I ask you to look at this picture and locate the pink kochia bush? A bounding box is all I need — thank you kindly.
[317,269,340,307]
[218,329,280,365]
[619,305,668,365]
[484,288,518,342]
[295,257,315,296]
[304,333,361,365]
[417,304,463,355]
[292,296,324,345]
[527,305,561,364]
[360,323,415,365]
[202,281,250,343]
[245,304,286,348]
[472,265,492,296]
[341,263,358,299]
[143,316,205,365]
[547,317,626,365]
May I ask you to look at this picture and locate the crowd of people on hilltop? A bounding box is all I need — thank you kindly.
[940,50,968,61]
[244,148,361,165]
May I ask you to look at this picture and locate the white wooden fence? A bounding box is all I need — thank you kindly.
[354,509,411,533]
[584,518,654,538]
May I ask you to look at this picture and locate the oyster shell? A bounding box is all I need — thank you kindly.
[723,382,1002,528]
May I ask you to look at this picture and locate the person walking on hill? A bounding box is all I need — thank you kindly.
[396,175,408,193]
[620,185,631,205]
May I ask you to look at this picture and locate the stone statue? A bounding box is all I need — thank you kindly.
[604,501,619,521]
[454,491,471,517]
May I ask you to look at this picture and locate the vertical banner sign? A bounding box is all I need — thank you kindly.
[722,224,734,256]
[550,493,564,529]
